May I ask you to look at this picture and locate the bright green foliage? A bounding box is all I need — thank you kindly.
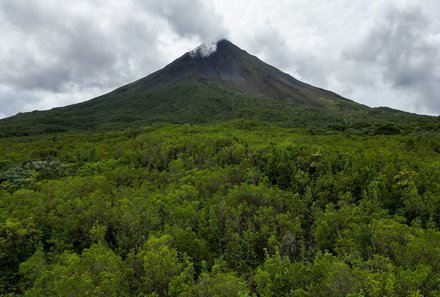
[0,122,439,296]
[19,243,127,296]
[195,270,249,297]
[140,235,194,296]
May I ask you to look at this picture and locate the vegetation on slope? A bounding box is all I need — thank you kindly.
[0,81,438,137]
[0,121,439,296]
[1,38,438,137]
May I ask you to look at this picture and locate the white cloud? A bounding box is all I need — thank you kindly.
[190,42,218,58]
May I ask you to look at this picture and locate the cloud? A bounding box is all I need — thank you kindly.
[0,85,106,118]
[215,0,440,115]
[249,27,333,87]
[0,0,229,118]
[0,1,166,93]
[190,42,218,57]
[143,0,227,42]
[343,2,440,113]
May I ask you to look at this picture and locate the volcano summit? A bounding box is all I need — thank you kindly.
[115,39,354,108]
[0,39,437,136]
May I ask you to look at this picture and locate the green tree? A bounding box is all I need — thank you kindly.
[20,243,128,296]
[140,235,195,296]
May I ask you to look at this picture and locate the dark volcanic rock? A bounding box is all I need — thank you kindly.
[115,39,345,107]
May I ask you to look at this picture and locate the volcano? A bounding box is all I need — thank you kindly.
[116,39,350,108]
[0,39,437,136]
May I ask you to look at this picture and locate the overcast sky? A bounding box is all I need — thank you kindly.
[1,0,439,119]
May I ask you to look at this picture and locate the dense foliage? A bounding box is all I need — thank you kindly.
[1,121,439,296]
[0,81,439,138]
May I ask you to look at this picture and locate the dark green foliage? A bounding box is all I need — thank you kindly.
[0,122,439,296]
[374,124,401,135]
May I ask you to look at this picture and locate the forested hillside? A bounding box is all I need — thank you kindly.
[1,121,439,296]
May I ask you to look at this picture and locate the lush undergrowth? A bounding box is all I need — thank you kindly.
[1,121,439,296]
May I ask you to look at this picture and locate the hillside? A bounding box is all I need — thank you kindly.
[1,40,439,295]
[1,39,438,137]
[1,123,439,295]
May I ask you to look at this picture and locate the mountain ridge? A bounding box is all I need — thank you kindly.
[113,39,356,108]
[0,39,438,136]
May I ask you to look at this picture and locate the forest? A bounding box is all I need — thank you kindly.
[0,120,439,296]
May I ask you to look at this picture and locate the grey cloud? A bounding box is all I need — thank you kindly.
[0,0,226,96]
[144,0,227,41]
[249,28,332,87]
[344,3,440,113]
[0,87,41,118]
[250,30,292,69]
[0,0,171,117]
[0,1,161,93]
